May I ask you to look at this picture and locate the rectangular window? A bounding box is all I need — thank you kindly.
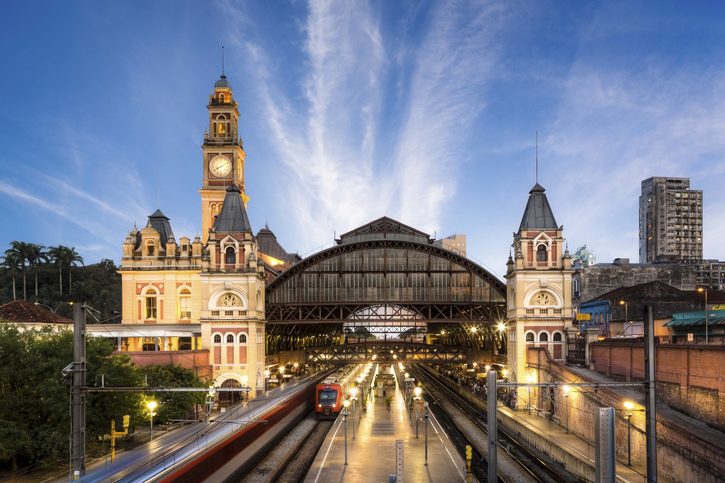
[178,337,192,351]
[145,297,157,319]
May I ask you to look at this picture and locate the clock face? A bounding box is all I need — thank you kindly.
[210,155,232,177]
[533,291,552,305]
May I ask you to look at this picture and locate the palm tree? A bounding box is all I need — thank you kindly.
[7,241,31,300]
[65,246,83,295]
[25,243,48,301]
[49,245,84,295]
[1,249,22,300]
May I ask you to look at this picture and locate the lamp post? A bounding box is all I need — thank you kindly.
[424,401,430,466]
[350,387,358,440]
[624,400,634,466]
[414,386,422,439]
[526,373,535,414]
[205,386,215,420]
[342,400,350,466]
[562,386,570,433]
[619,300,629,337]
[264,369,270,393]
[147,400,158,442]
[697,287,709,344]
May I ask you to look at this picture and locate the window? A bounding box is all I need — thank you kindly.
[146,242,155,257]
[145,289,158,319]
[179,288,191,319]
[220,293,241,307]
[179,337,192,350]
[536,244,547,262]
[225,246,236,265]
[239,333,247,343]
[219,93,226,103]
[525,332,534,342]
[226,334,234,343]
[553,332,563,342]
[142,337,157,351]
[213,334,222,344]
[539,332,549,342]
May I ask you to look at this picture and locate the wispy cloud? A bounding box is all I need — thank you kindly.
[0,180,113,240]
[545,50,725,261]
[223,0,510,249]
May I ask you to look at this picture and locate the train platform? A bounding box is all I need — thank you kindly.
[305,375,471,483]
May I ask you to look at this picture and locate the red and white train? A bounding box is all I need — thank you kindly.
[315,364,372,419]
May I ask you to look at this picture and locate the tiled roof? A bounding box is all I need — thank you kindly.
[0,301,72,324]
[519,184,558,231]
[213,184,252,233]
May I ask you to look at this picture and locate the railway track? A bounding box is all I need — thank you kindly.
[412,365,580,483]
[237,413,333,483]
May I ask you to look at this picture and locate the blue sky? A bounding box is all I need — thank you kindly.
[1,1,724,278]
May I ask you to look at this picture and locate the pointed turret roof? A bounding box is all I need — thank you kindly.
[518,184,558,231]
[148,209,175,245]
[213,183,252,233]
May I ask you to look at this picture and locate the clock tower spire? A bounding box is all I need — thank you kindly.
[200,72,247,242]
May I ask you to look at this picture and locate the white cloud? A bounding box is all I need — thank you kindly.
[545,56,725,262]
[223,0,510,250]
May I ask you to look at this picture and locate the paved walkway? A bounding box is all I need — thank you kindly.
[305,372,471,483]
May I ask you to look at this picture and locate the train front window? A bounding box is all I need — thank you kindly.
[318,389,338,405]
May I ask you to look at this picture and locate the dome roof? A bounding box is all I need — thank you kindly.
[214,74,231,88]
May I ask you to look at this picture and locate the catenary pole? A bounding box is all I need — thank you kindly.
[644,305,657,482]
[70,304,86,480]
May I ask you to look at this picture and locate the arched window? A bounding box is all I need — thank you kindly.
[219,93,226,103]
[525,332,535,342]
[539,332,549,342]
[214,334,222,344]
[536,244,547,262]
[553,332,563,342]
[239,333,247,343]
[225,246,236,265]
[226,334,234,344]
[145,289,157,319]
[178,288,191,319]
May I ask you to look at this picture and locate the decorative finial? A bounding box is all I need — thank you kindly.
[221,45,225,77]
[535,131,539,184]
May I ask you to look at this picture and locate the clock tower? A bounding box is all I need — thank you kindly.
[505,183,573,407]
[200,73,247,242]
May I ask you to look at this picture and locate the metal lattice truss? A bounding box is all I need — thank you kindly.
[266,302,505,324]
[304,341,469,365]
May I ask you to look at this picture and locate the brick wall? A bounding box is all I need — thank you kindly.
[590,341,724,429]
[120,350,211,379]
[528,347,725,482]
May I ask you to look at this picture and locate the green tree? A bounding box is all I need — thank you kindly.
[0,250,21,300]
[139,365,206,424]
[47,245,84,296]
[5,241,30,300]
[25,244,48,302]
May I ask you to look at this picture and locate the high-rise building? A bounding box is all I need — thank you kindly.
[434,234,466,256]
[639,177,703,263]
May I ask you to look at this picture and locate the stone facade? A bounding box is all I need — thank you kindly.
[114,74,266,393]
[573,259,698,305]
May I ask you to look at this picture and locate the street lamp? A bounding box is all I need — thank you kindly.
[205,386,216,420]
[562,386,570,433]
[497,321,506,333]
[146,400,158,441]
[424,401,430,466]
[342,400,351,466]
[619,300,629,336]
[697,287,709,344]
[413,386,422,439]
[624,400,634,466]
[264,369,270,392]
[350,387,358,440]
[526,373,536,414]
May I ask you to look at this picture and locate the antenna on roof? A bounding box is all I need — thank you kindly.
[221,45,225,77]
[535,131,539,184]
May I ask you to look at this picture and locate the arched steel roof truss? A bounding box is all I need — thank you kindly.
[266,238,506,325]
